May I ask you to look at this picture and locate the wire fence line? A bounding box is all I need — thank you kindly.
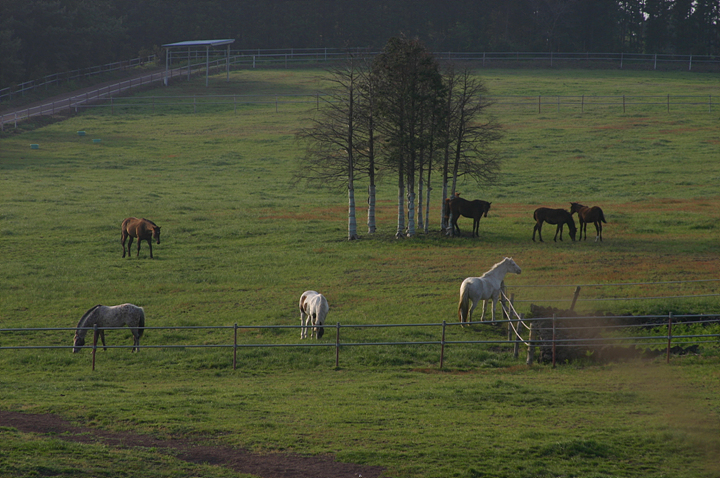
[4,46,720,129]
[5,48,716,103]
[1,313,718,371]
[4,91,716,130]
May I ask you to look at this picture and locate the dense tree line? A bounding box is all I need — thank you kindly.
[2,0,719,86]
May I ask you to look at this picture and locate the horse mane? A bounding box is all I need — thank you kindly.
[482,257,512,276]
[141,218,158,227]
[76,304,102,328]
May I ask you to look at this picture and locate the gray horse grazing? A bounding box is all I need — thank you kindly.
[72,304,145,353]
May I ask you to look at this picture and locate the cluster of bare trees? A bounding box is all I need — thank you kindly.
[296,37,503,240]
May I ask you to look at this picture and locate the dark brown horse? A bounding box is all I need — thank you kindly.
[121,217,161,258]
[570,202,606,242]
[445,194,492,237]
[532,208,576,242]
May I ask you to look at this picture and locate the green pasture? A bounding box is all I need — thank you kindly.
[1,68,719,477]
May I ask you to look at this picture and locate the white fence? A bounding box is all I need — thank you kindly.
[0,56,156,103]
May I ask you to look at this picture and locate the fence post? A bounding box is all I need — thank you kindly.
[507,294,514,341]
[689,55,692,71]
[526,321,536,366]
[538,95,541,114]
[335,322,341,368]
[513,314,523,359]
[92,324,98,371]
[553,314,556,368]
[666,313,673,364]
[440,320,446,369]
[570,286,581,311]
[233,323,238,370]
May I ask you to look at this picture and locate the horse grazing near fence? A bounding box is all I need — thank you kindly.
[532,207,576,242]
[72,303,145,353]
[458,257,522,325]
[445,194,492,237]
[570,202,606,242]
[299,290,329,339]
[121,217,161,258]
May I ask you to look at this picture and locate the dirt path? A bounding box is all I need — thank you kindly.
[0,410,385,478]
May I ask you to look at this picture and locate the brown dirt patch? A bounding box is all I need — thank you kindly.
[0,411,384,478]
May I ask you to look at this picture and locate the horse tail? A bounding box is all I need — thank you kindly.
[137,307,145,338]
[458,282,469,322]
[599,209,607,223]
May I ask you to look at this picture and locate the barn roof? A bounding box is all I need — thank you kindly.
[162,39,235,48]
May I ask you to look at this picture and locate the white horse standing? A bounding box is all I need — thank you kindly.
[458,257,522,325]
[72,303,145,353]
[299,290,329,339]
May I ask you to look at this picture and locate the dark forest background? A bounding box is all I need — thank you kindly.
[1,0,719,86]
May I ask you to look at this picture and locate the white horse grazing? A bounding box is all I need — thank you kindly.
[299,290,329,339]
[458,257,522,325]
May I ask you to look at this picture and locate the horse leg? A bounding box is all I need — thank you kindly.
[127,236,134,258]
[132,329,140,352]
[310,314,317,339]
[121,231,127,258]
[473,218,479,237]
[300,311,308,339]
[477,300,486,322]
[595,221,602,242]
[533,223,543,242]
[554,224,563,242]
[490,291,501,324]
[147,238,153,259]
[99,330,107,351]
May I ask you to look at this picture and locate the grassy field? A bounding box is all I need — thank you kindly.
[1,67,719,477]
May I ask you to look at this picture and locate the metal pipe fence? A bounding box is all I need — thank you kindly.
[1,314,717,371]
[0,56,156,103]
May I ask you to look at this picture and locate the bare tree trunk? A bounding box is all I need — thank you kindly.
[367,184,376,234]
[424,165,432,234]
[396,164,405,239]
[406,190,416,237]
[348,186,359,240]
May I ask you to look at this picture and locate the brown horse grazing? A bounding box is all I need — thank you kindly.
[570,202,607,242]
[532,208,576,242]
[445,194,492,237]
[121,217,161,258]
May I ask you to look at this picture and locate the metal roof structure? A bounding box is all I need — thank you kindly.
[162,39,236,87]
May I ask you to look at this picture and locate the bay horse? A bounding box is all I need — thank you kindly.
[570,202,606,242]
[299,290,329,339]
[458,257,521,325]
[121,217,161,258]
[445,194,492,237]
[72,303,145,353]
[532,207,576,242]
